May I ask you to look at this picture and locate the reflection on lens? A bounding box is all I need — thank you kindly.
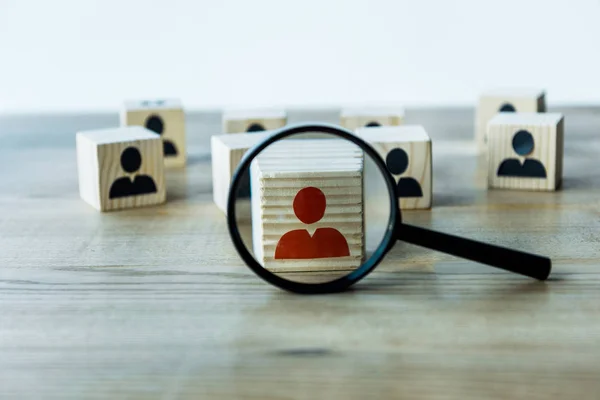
[234,132,392,284]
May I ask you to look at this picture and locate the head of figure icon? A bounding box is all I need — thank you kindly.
[246,123,266,132]
[145,115,164,135]
[120,147,142,174]
[385,148,409,175]
[141,100,166,107]
[499,103,516,112]
[293,187,326,225]
[365,121,381,127]
[512,130,535,156]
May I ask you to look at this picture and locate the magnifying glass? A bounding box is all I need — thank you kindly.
[226,123,551,294]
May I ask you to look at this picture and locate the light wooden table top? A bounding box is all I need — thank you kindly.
[1,107,600,399]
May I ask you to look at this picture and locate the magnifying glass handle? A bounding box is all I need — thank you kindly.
[396,223,551,280]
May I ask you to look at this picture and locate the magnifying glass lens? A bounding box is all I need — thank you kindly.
[232,131,394,285]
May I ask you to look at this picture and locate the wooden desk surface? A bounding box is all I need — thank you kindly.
[1,107,600,399]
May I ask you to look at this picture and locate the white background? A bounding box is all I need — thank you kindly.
[0,0,598,112]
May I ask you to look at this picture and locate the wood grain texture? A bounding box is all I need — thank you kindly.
[356,125,432,209]
[120,99,187,168]
[340,107,404,130]
[76,127,166,211]
[250,140,364,272]
[475,89,545,150]
[487,113,563,191]
[1,107,600,399]
[222,109,287,134]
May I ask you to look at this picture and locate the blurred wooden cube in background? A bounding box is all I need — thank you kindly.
[222,109,287,134]
[120,99,186,168]
[476,89,545,150]
[211,131,273,215]
[340,106,404,131]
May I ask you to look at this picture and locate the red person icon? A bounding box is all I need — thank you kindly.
[274,187,350,260]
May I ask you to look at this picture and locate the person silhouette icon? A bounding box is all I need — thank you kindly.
[274,187,350,259]
[145,114,178,156]
[141,99,166,107]
[385,148,423,198]
[109,147,158,199]
[497,130,547,178]
[499,103,516,113]
[246,123,266,132]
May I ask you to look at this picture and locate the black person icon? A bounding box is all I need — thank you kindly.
[386,148,423,198]
[141,99,166,107]
[246,123,266,132]
[109,147,158,199]
[497,130,547,178]
[145,114,178,156]
[499,103,516,113]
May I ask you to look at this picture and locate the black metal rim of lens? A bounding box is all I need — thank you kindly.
[226,122,400,294]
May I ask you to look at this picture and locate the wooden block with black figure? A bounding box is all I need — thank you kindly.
[355,125,432,210]
[476,88,545,150]
[340,106,404,130]
[76,126,166,211]
[120,99,186,168]
[487,112,564,191]
[222,109,287,134]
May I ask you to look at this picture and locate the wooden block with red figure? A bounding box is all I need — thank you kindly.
[250,139,364,273]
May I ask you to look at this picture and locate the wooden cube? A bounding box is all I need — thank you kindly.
[222,109,287,134]
[76,126,166,211]
[355,125,432,210]
[487,112,564,191]
[340,106,404,130]
[476,89,545,149]
[210,131,273,214]
[250,140,364,272]
[120,99,186,168]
